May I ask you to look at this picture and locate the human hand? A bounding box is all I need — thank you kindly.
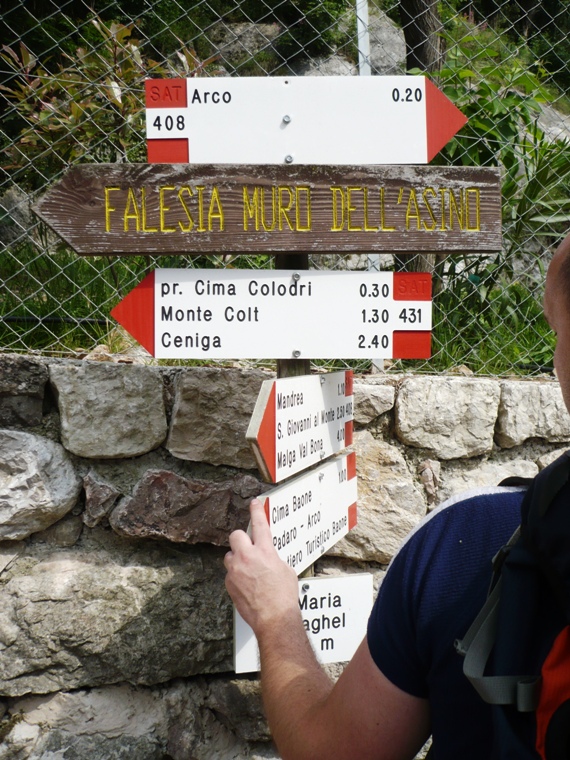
[224,498,299,636]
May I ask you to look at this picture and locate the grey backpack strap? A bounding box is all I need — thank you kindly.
[455,527,541,713]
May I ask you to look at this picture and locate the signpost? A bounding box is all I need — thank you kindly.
[110,269,432,361]
[246,371,355,483]
[258,452,358,574]
[33,163,502,256]
[234,573,373,674]
[145,76,467,165]
[233,370,365,672]
[31,74,498,676]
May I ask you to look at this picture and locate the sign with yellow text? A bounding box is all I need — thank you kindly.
[34,164,502,256]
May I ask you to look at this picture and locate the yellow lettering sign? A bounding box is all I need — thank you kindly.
[363,187,379,232]
[141,187,158,233]
[347,187,362,231]
[101,179,485,240]
[278,186,294,231]
[448,188,464,230]
[159,186,176,233]
[405,188,421,231]
[295,186,311,232]
[422,188,437,231]
[123,187,141,232]
[196,186,206,232]
[208,186,225,231]
[104,187,120,232]
[330,186,345,231]
[466,188,481,231]
[243,185,311,232]
[380,188,396,231]
[178,186,194,232]
[243,187,260,232]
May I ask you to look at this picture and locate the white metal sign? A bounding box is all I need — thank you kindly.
[259,452,358,574]
[247,371,354,483]
[145,76,467,165]
[234,573,374,673]
[127,269,432,360]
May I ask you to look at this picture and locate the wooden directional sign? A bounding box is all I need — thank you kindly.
[234,573,373,673]
[33,164,502,255]
[145,76,467,165]
[110,269,432,362]
[247,371,354,483]
[259,452,358,575]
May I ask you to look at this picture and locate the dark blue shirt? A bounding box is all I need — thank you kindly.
[367,487,526,759]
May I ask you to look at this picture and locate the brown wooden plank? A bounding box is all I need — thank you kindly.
[33,163,502,256]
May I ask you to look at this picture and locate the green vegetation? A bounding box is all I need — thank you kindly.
[0,240,273,355]
[1,3,569,373]
[0,19,160,189]
[429,258,555,375]
[0,0,350,87]
[435,22,570,248]
[1,246,147,354]
[404,18,570,376]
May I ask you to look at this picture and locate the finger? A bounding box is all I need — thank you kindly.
[228,528,253,553]
[249,498,273,544]
[223,550,233,569]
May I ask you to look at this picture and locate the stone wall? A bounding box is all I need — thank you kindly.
[1,354,570,759]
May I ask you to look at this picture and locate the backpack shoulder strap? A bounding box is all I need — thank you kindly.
[456,450,570,712]
[455,527,540,712]
[525,450,570,523]
[498,476,534,488]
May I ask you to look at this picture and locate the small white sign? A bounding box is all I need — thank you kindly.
[145,76,466,165]
[234,573,374,674]
[259,453,357,575]
[247,371,354,483]
[154,269,431,360]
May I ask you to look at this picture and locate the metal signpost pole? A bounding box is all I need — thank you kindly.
[356,0,371,77]
[354,0,383,371]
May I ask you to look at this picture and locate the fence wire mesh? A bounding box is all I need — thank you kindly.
[1,0,569,374]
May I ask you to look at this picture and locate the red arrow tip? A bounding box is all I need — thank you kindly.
[425,78,468,162]
[110,271,155,356]
[257,383,277,482]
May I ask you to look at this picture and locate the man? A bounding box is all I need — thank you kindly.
[224,234,570,760]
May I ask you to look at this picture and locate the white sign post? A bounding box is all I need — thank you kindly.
[145,76,467,165]
[260,452,358,574]
[111,269,432,362]
[234,574,374,674]
[247,370,354,483]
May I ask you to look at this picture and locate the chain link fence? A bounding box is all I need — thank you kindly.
[1,0,570,374]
